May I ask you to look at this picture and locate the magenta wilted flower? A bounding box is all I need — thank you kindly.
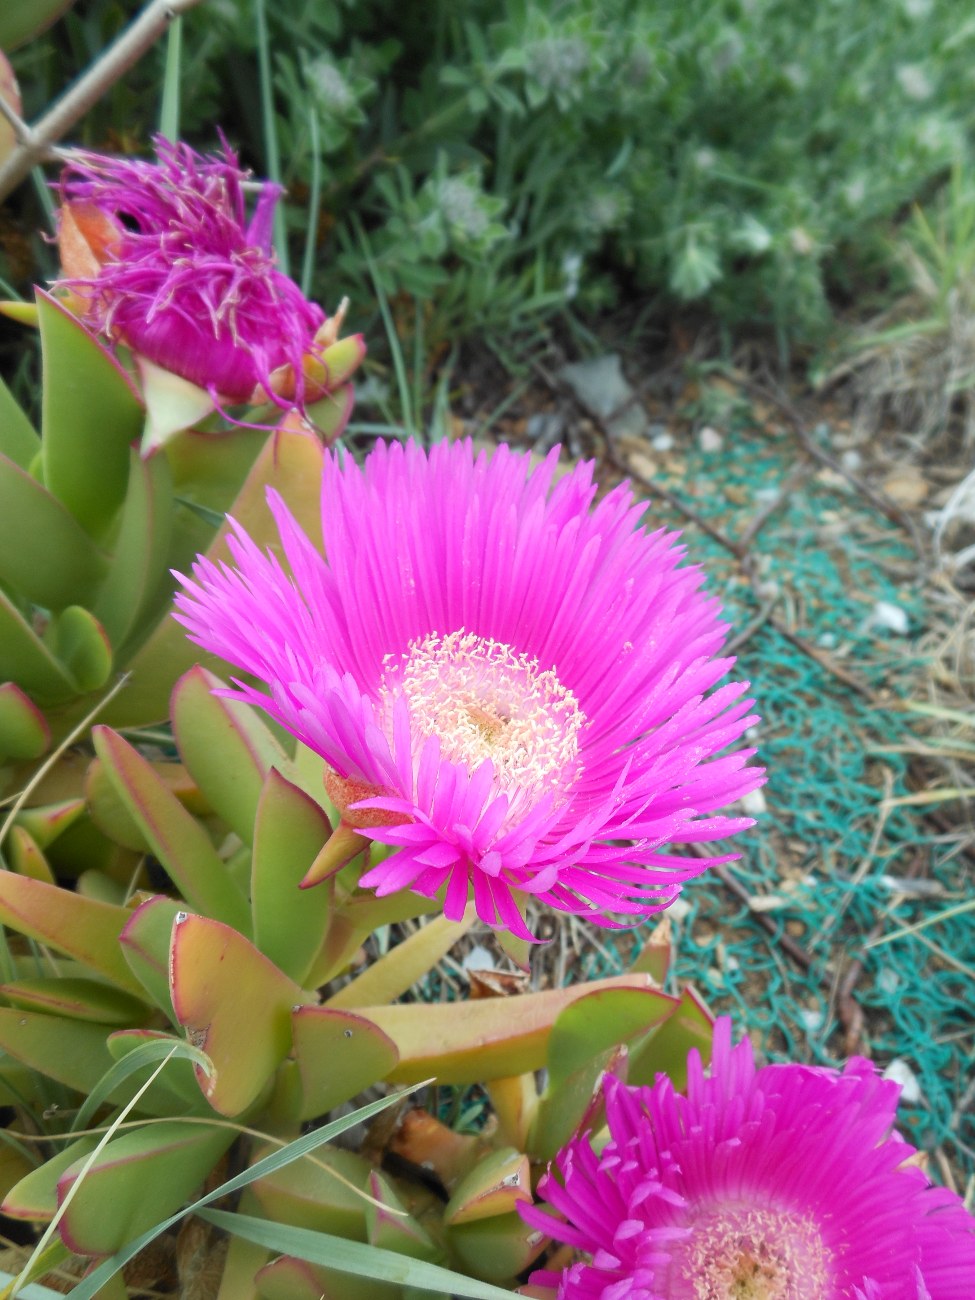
[520,1019,975,1299]
[54,136,346,412]
[173,439,763,939]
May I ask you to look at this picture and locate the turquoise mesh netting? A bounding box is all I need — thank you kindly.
[571,424,974,1185]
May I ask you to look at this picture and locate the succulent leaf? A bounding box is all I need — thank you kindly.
[256,1254,402,1300]
[56,1120,235,1256]
[0,977,148,1026]
[36,290,143,537]
[0,1008,116,1095]
[0,588,78,704]
[249,1143,373,1239]
[5,825,56,883]
[0,455,107,609]
[352,973,675,1085]
[172,666,291,846]
[2,1137,98,1224]
[92,448,174,652]
[442,1148,531,1227]
[0,870,145,993]
[168,911,310,1116]
[251,768,333,984]
[0,375,39,469]
[0,683,50,761]
[119,895,184,1017]
[324,909,475,1011]
[625,984,714,1090]
[92,727,251,934]
[290,1006,399,1121]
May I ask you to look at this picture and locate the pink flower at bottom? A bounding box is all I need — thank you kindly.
[173,438,764,939]
[519,1019,975,1298]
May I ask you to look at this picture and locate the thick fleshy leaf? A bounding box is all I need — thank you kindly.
[443,1148,531,1227]
[136,357,216,453]
[251,768,332,983]
[0,589,77,704]
[100,426,325,727]
[0,374,39,468]
[37,291,143,536]
[172,667,290,846]
[0,454,106,609]
[365,1171,439,1261]
[626,985,715,1090]
[290,1006,399,1121]
[0,682,50,760]
[169,912,309,1116]
[256,1254,401,1300]
[2,1138,98,1223]
[13,798,84,848]
[529,988,676,1161]
[446,1211,548,1285]
[92,448,174,652]
[354,974,675,1085]
[57,1121,235,1256]
[0,0,77,49]
[91,1030,215,1120]
[308,888,444,988]
[6,826,56,883]
[302,384,355,442]
[0,1009,115,1094]
[0,977,147,1026]
[51,606,112,692]
[86,755,207,853]
[0,871,144,994]
[0,1139,35,1205]
[249,1143,373,1239]
[325,909,475,1011]
[629,914,673,986]
[119,895,183,1017]
[91,727,250,934]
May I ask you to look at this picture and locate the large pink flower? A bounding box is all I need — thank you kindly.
[55,136,333,410]
[174,439,763,938]
[520,1019,975,1298]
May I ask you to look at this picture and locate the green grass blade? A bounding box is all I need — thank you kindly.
[65,1085,425,1299]
[254,0,288,273]
[159,15,183,140]
[198,1209,518,1298]
[300,104,322,298]
[70,1037,213,1134]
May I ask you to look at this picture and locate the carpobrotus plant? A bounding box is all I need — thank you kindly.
[174,438,765,940]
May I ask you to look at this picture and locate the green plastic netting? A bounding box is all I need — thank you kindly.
[569,422,974,1185]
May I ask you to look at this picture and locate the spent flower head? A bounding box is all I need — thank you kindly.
[520,1018,975,1298]
[174,439,763,940]
[54,136,354,416]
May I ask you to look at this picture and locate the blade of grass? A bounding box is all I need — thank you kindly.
[70,1037,214,1133]
[866,897,975,949]
[300,103,322,298]
[198,1209,518,1299]
[65,1084,426,1299]
[353,218,414,437]
[254,0,288,273]
[0,1267,67,1299]
[158,13,183,140]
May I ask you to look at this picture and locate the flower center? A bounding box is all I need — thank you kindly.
[667,1205,834,1300]
[381,631,584,802]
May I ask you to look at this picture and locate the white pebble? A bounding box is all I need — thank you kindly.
[698,426,723,453]
[883,1058,922,1104]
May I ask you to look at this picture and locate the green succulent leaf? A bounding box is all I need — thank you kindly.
[0,683,50,761]
[251,768,333,984]
[355,973,674,1085]
[365,1171,439,1261]
[0,1009,116,1096]
[172,666,290,847]
[0,375,40,468]
[169,911,310,1116]
[256,1254,403,1300]
[92,449,174,653]
[626,985,714,1090]
[325,908,475,1011]
[0,0,77,49]
[0,456,107,610]
[249,1143,374,1240]
[51,607,113,693]
[446,1210,547,1285]
[0,871,145,994]
[57,1120,236,1257]
[2,1138,98,1225]
[36,291,143,538]
[91,727,251,934]
[0,589,77,705]
[100,425,326,728]
[5,826,56,884]
[118,895,184,1018]
[290,1006,399,1121]
[443,1148,531,1227]
[73,1033,214,1132]
[13,798,85,849]
[0,977,148,1027]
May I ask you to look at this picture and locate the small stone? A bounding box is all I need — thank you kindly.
[741,787,767,816]
[881,467,928,506]
[558,354,648,440]
[840,449,862,473]
[650,429,674,452]
[462,944,495,972]
[698,426,723,453]
[883,1058,922,1104]
[626,451,658,481]
[870,600,910,636]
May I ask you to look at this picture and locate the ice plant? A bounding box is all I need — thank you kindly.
[173,439,763,939]
[53,136,358,417]
[520,1018,975,1299]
